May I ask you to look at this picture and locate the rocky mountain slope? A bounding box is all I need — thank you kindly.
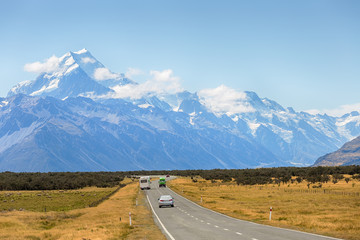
[314,135,360,166]
[0,94,281,171]
[1,49,360,171]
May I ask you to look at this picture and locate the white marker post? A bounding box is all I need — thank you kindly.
[129,212,132,226]
[269,207,272,221]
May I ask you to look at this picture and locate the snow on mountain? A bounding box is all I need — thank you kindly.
[3,49,360,171]
[0,94,282,171]
[8,49,134,99]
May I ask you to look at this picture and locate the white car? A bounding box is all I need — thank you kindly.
[158,195,174,208]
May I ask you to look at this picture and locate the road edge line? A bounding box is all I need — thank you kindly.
[146,194,176,240]
[167,186,341,240]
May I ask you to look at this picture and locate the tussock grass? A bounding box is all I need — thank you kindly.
[0,187,117,212]
[169,176,360,240]
[0,179,166,240]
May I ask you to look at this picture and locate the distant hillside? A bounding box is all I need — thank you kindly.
[313,136,360,166]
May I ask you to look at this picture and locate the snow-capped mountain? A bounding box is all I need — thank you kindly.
[2,49,360,171]
[8,49,134,99]
[0,94,281,171]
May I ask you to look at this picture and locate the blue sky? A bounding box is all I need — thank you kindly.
[1,0,359,116]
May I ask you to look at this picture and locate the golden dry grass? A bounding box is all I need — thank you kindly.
[168,177,360,240]
[0,179,166,240]
[0,187,117,212]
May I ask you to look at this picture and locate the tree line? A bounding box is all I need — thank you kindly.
[1,165,360,190]
[0,172,125,190]
[127,165,360,185]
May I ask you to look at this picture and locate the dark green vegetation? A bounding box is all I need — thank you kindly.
[127,165,360,185]
[1,165,360,191]
[0,172,125,190]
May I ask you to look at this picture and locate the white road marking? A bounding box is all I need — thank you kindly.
[207,222,211,225]
[236,232,243,235]
[200,220,204,223]
[195,218,198,220]
[214,225,219,228]
[168,183,341,240]
[224,228,229,231]
[252,238,258,240]
[146,195,176,240]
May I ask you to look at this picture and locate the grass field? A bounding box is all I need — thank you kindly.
[0,187,118,212]
[0,179,166,240]
[168,176,360,240]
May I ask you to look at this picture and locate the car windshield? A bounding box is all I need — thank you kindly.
[160,195,172,200]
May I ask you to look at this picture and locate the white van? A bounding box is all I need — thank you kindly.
[139,176,151,190]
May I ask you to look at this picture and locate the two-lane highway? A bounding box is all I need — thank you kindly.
[145,178,341,240]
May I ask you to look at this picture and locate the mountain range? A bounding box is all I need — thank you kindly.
[1,49,359,171]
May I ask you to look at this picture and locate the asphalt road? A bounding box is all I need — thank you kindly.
[145,178,341,240]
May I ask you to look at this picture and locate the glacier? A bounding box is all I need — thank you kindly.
[1,49,360,171]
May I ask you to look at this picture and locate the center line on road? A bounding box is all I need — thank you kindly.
[165,185,341,240]
[207,222,211,225]
[214,225,219,228]
[224,228,229,231]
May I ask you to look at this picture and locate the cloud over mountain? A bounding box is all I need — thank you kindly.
[107,69,183,100]
[94,67,120,80]
[5,48,360,171]
[24,55,61,73]
[198,85,255,116]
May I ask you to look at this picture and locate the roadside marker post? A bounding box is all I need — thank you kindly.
[129,212,132,226]
[269,207,272,221]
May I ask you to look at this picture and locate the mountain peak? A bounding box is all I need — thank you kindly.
[8,49,134,98]
[73,48,88,54]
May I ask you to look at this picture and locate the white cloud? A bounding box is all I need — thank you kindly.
[306,103,360,117]
[81,57,96,64]
[93,67,120,81]
[125,68,143,78]
[24,55,61,73]
[149,69,182,93]
[198,85,255,116]
[102,69,183,99]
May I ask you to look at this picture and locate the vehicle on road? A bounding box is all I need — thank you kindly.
[159,177,166,187]
[166,174,170,177]
[158,195,174,208]
[139,176,151,190]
